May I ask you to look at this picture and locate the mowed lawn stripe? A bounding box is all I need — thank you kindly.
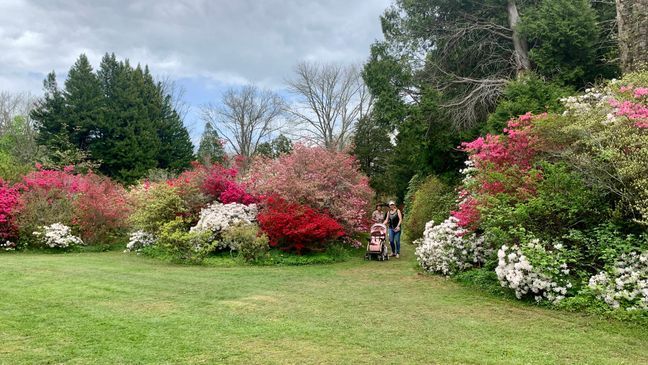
[1,250,647,364]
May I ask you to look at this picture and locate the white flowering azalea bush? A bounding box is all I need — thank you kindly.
[588,251,648,311]
[495,240,573,304]
[125,230,157,253]
[191,202,258,250]
[415,217,487,276]
[32,223,84,249]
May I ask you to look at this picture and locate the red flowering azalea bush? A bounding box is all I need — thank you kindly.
[257,196,344,253]
[14,167,130,246]
[72,174,131,244]
[247,144,373,234]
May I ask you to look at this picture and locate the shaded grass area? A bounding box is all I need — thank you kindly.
[1,248,647,364]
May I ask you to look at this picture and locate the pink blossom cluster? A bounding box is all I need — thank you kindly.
[610,99,648,128]
[615,86,648,128]
[247,144,373,234]
[452,113,544,229]
[17,168,131,244]
[461,113,539,172]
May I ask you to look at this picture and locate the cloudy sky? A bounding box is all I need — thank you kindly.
[0,0,392,144]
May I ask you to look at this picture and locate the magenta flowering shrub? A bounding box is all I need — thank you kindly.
[452,113,544,229]
[201,165,256,205]
[0,179,20,242]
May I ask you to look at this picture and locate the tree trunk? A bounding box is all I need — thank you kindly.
[507,0,531,76]
[616,0,648,73]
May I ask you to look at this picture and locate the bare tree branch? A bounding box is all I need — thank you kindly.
[286,62,373,150]
[200,85,285,161]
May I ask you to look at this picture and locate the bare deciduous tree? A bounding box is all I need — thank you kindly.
[159,76,191,123]
[0,91,36,132]
[378,0,535,130]
[0,91,41,164]
[201,85,284,161]
[286,62,372,150]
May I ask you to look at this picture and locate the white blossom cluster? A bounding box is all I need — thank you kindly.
[588,251,648,311]
[1,240,16,251]
[495,242,571,304]
[414,217,487,276]
[191,202,258,250]
[32,223,84,248]
[125,230,157,253]
[560,87,612,117]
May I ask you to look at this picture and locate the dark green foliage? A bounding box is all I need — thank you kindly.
[481,163,606,250]
[520,0,620,87]
[197,122,226,164]
[562,224,648,276]
[255,134,293,159]
[31,53,194,183]
[32,72,69,152]
[351,116,392,193]
[381,90,473,200]
[485,74,573,133]
[402,175,455,243]
[362,43,411,130]
[63,54,104,151]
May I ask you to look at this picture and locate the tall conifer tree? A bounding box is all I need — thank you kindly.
[197,122,226,164]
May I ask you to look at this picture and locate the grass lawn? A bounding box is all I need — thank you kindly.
[1,247,647,365]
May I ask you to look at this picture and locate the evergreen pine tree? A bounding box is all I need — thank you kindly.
[197,122,226,164]
[63,54,104,150]
[31,72,70,151]
[146,67,194,171]
[255,134,293,159]
[33,52,195,183]
[94,58,159,183]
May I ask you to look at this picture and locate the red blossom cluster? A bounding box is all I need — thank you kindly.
[248,144,373,234]
[257,196,345,253]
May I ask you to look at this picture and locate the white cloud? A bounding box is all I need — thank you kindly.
[0,0,391,93]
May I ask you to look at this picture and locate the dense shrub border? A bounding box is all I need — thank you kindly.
[415,72,648,315]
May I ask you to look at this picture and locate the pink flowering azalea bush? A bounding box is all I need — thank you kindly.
[247,144,373,235]
[453,113,543,230]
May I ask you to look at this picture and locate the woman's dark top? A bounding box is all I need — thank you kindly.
[387,210,401,229]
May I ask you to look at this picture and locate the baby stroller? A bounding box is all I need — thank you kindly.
[365,223,389,261]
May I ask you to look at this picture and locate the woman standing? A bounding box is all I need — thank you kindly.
[371,204,386,224]
[383,201,402,258]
